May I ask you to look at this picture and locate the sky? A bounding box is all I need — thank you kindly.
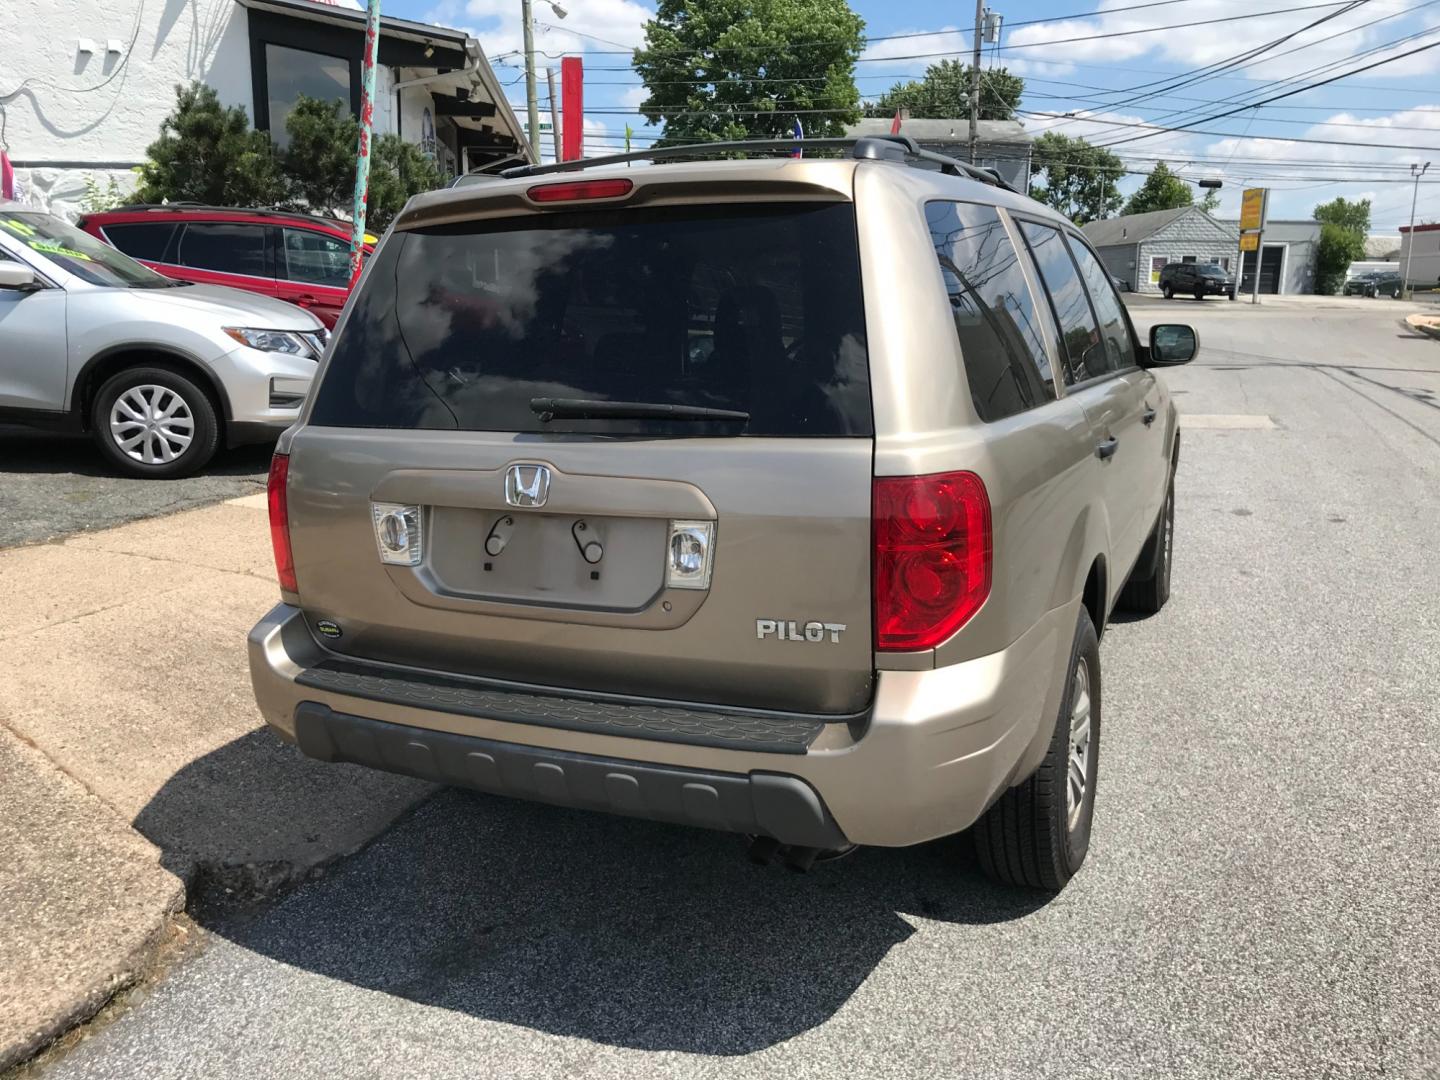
[386,0,1440,232]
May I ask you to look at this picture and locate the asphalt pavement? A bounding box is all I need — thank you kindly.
[27,302,1440,1079]
[0,426,270,547]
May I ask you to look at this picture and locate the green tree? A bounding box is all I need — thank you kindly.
[633,0,866,144]
[1199,187,1220,214]
[136,86,446,232]
[1121,161,1193,216]
[1311,197,1370,294]
[866,60,1023,121]
[1315,222,1366,294]
[280,96,359,216]
[134,84,285,206]
[367,135,446,231]
[1313,195,1371,236]
[1028,132,1125,224]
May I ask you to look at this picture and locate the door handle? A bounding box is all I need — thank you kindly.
[1096,437,1120,460]
[296,294,318,306]
[1142,407,1158,426]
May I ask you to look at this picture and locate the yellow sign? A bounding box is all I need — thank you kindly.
[1239,233,1260,252]
[1240,188,1266,232]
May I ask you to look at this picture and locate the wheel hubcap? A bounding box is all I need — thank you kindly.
[109,385,194,465]
[1066,657,1092,830]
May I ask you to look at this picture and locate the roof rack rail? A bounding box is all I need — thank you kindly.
[103,202,353,225]
[500,135,1016,193]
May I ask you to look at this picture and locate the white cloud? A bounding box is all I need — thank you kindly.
[442,0,653,66]
[620,85,649,109]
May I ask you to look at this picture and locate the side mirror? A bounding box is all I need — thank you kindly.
[0,263,40,292]
[1146,323,1198,367]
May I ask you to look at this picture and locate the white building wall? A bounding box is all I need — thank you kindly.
[1,0,253,216]
[372,65,397,139]
[1132,211,1240,294]
[397,76,435,150]
[1398,229,1440,286]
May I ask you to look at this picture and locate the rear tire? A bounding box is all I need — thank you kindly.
[90,366,219,479]
[1162,284,1174,299]
[1193,287,1205,301]
[974,607,1101,892]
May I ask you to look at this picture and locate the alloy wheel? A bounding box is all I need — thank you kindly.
[1066,656,1093,831]
[109,385,195,465]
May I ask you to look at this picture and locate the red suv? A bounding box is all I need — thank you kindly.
[78,205,374,328]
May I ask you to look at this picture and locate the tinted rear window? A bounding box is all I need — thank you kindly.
[177,223,268,277]
[100,222,176,262]
[310,203,871,436]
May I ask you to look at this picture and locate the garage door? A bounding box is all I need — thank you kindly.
[1241,246,1284,294]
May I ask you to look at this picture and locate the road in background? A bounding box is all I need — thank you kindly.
[0,427,270,548]
[34,303,1440,1079]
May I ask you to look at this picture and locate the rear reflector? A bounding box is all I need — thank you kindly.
[527,178,634,203]
[267,454,297,593]
[873,471,992,652]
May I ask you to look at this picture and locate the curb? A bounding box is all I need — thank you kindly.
[1404,313,1440,340]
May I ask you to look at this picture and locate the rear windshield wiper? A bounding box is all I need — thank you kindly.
[530,398,750,423]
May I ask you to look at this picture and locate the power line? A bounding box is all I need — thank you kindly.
[1035,0,1368,136]
[1022,107,1440,151]
[1096,35,1440,146]
[1094,13,1440,139]
[585,1,1357,70]
[523,0,1331,58]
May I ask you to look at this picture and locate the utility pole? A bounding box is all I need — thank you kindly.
[967,0,984,164]
[546,67,562,163]
[347,0,382,285]
[521,0,540,159]
[1405,161,1430,298]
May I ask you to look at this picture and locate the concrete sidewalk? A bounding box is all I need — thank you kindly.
[1123,290,1430,313]
[0,497,434,1071]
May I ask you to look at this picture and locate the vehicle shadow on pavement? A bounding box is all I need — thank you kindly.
[186,785,1050,1055]
[131,729,434,896]
[0,426,271,477]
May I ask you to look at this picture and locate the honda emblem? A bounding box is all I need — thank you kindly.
[505,464,551,508]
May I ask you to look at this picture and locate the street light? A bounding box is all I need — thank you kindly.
[522,0,567,160]
[1405,161,1430,299]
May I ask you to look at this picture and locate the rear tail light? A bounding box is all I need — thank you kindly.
[372,502,423,566]
[873,471,991,652]
[267,454,297,593]
[527,178,634,203]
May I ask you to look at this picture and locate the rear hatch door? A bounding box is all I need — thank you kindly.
[286,174,876,715]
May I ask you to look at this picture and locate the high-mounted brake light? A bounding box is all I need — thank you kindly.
[873,471,992,652]
[527,178,634,203]
[267,454,297,593]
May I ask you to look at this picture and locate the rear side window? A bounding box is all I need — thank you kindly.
[1065,236,1136,373]
[311,203,872,436]
[177,223,268,278]
[1019,221,1105,385]
[282,227,349,288]
[100,222,176,262]
[926,201,1055,422]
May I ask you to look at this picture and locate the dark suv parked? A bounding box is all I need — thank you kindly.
[1343,270,1403,298]
[1160,262,1235,300]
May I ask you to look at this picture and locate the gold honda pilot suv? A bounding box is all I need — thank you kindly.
[249,136,1197,891]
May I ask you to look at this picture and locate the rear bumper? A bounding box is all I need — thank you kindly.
[248,601,1075,847]
[294,702,847,848]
